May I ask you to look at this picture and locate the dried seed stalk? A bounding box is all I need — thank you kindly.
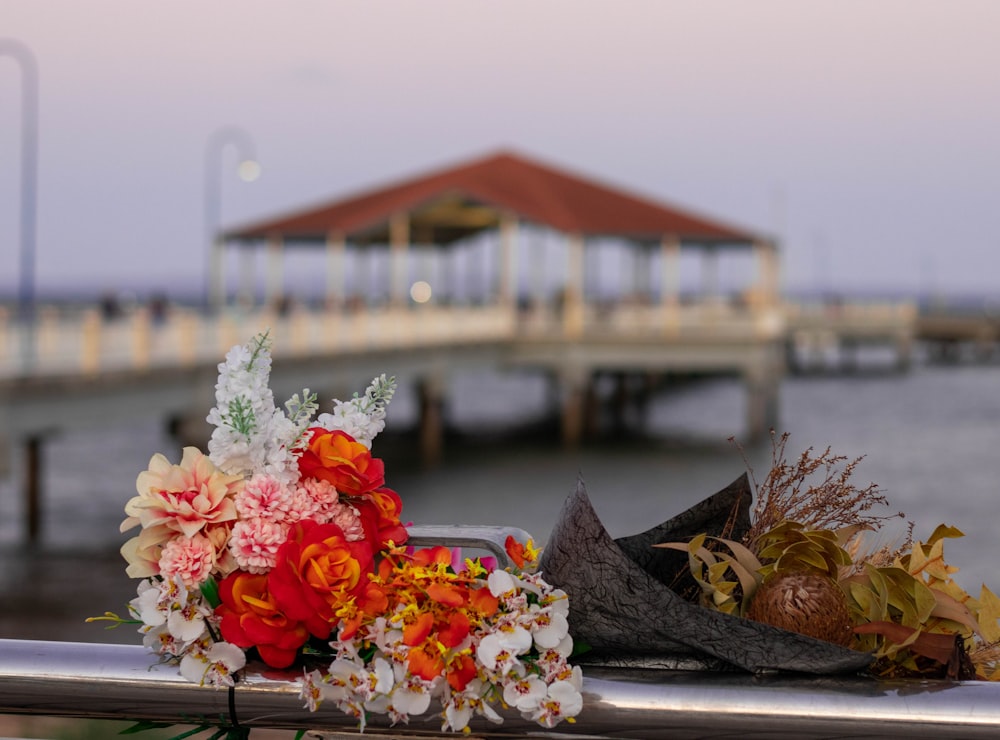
[734,431,905,549]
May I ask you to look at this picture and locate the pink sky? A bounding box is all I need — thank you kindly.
[2,0,1000,298]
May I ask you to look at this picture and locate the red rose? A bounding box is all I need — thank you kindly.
[216,571,309,669]
[268,519,374,639]
[298,428,385,495]
[354,486,408,548]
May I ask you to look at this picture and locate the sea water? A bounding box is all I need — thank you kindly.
[1,359,999,641]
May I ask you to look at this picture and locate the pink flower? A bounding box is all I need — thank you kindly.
[295,478,339,523]
[327,501,365,541]
[159,534,217,587]
[229,517,290,573]
[234,474,296,521]
[122,447,242,539]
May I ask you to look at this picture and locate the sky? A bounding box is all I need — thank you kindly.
[2,0,1000,302]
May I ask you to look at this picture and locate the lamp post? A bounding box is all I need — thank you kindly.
[203,126,260,312]
[0,38,39,373]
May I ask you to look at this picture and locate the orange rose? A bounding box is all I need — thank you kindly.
[354,486,408,548]
[216,571,309,669]
[298,428,385,495]
[269,519,374,639]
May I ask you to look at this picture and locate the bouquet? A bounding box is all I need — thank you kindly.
[93,331,582,734]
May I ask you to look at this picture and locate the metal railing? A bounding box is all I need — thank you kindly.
[3,526,1000,738]
[4,639,1000,739]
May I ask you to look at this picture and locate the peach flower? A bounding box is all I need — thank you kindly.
[122,447,243,539]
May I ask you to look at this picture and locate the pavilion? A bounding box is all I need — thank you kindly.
[218,150,779,330]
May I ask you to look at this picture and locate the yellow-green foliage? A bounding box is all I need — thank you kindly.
[655,533,763,616]
[755,521,854,580]
[844,525,1000,676]
[660,519,1000,679]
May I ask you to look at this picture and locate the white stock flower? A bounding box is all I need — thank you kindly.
[316,374,396,448]
[206,332,307,484]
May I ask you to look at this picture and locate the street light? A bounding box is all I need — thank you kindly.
[203,125,259,311]
[0,38,40,372]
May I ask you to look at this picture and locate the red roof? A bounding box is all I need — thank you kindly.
[226,150,760,245]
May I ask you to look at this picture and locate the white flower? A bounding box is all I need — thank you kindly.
[487,569,518,597]
[301,669,325,711]
[206,332,309,484]
[476,629,529,674]
[321,657,368,722]
[528,680,583,728]
[140,623,182,656]
[390,678,432,717]
[369,657,395,696]
[529,608,570,650]
[130,579,165,627]
[179,640,246,688]
[166,600,209,644]
[316,374,396,448]
[502,672,547,712]
[442,692,474,733]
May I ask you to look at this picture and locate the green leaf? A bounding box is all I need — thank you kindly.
[200,578,221,609]
[167,726,216,740]
[120,720,175,735]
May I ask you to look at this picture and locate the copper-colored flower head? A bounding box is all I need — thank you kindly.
[747,572,855,648]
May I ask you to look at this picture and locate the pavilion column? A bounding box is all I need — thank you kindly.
[325,229,346,309]
[631,245,649,300]
[498,212,519,307]
[264,233,285,309]
[237,245,255,308]
[390,211,410,307]
[660,234,680,336]
[563,232,585,338]
[754,240,780,308]
[702,246,719,302]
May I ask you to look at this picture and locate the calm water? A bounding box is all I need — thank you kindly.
[2,358,999,642]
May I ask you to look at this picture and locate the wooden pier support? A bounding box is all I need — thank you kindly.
[416,374,445,468]
[24,435,42,544]
[559,368,588,449]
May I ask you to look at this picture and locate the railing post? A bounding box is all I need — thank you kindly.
[131,306,151,371]
[80,308,101,376]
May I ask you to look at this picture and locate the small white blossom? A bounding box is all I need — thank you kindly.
[529,680,583,728]
[206,332,310,484]
[316,374,396,447]
[179,640,246,688]
[502,671,547,712]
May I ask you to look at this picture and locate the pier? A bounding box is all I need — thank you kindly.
[0,299,785,543]
[0,150,798,544]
